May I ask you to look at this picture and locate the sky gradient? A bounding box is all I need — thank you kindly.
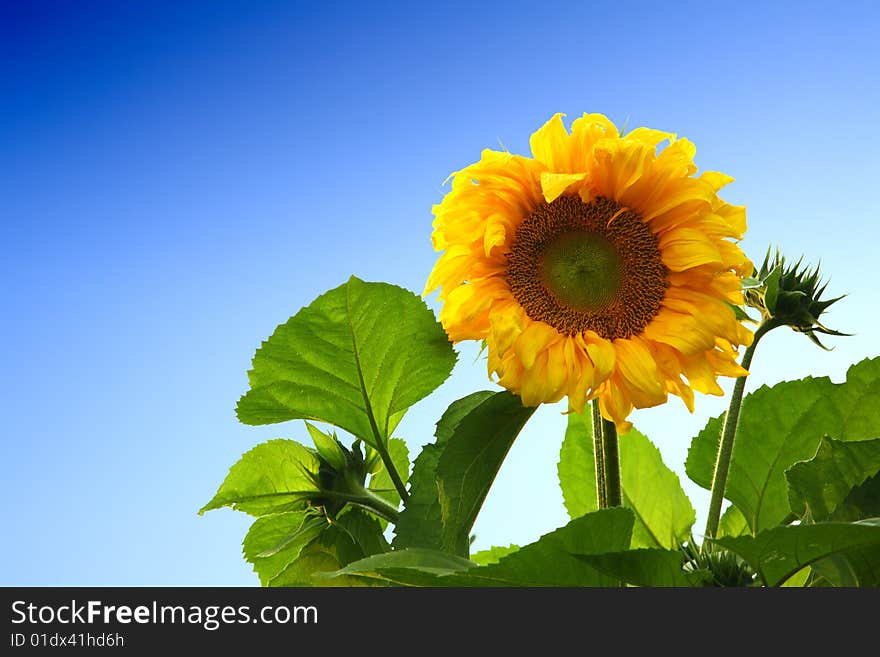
[3,0,879,585]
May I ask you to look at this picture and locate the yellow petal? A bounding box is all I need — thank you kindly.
[715,202,747,237]
[519,349,566,405]
[706,345,749,378]
[678,353,724,395]
[489,300,524,356]
[663,286,744,343]
[580,331,616,381]
[495,350,524,392]
[643,307,717,353]
[718,240,751,272]
[564,337,594,411]
[700,171,735,191]
[483,214,508,256]
[529,113,571,171]
[592,139,652,200]
[625,127,675,147]
[613,337,666,398]
[641,178,715,224]
[514,321,562,370]
[655,138,698,174]
[570,113,619,141]
[597,378,634,433]
[658,228,724,271]
[539,171,589,203]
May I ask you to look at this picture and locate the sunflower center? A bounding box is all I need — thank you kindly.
[540,232,621,311]
[506,195,668,339]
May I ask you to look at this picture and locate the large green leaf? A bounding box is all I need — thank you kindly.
[558,408,695,549]
[454,508,633,586]
[245,509,388,587]
[803,469,880,587]
[268,522,379,587]
[470,544,519,565]
[392,391,495,551]
[714,519,880,586]
[334,508,634,587]
[558,409,598,517]
[236,277,456,447]
[242,511,326,585]
[436,391,536,556]
[718,504,750,538]
[686,356,880,533]
[199,439,320,516]
[333,508,390,557]
[786,437,880,520]
[577,549,710,587]
[836,472,880,520]
[327,548,478,586]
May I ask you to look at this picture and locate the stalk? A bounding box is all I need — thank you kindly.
[591,399,608,508]
[601,418,622,507]
[374,440,409,504]
[321,488,401,524]
[703,321,776,543]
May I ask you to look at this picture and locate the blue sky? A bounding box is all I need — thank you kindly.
[2,0,879,585]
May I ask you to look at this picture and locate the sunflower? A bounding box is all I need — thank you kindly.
[425,113,754,431]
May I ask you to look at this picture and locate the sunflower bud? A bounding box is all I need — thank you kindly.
[680,540,757,587]
[304,422,372,517]
[743,247,850,349]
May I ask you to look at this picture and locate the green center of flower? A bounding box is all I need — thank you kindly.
[540,232,621,311]
[506,195,668,338]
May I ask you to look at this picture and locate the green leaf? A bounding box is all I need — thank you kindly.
[454,508,633,586]
[236,277,456,448]
[809,473,880,586]
[305,422,346,472]
[823,543,880,586]
[559,409,695,549]
[368,437,410,510]
[268,523,377,587]
[786,439,880,587]
[199,439,320,516]
[763,264,782,312]
[333,508,390,557]
[781,567,811,587]
[392,391,495,551]
[808,554,861,587]
[558,409,598,517]
[726,301,754,323]
[718,504,751,538]
[714,518,880,586]
[686,356,880,533]
[436,390,537,556]
[620,431,696,549]
[835,471,880,521]
[242,511,326,585]
[577,549,710,587]
[327,547,478,586]
[470,544,519,566]
[336,508,635,587]
[786,437,880,520]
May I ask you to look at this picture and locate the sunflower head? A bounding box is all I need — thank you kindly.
[425,113,754,431]
[744,247,850,349]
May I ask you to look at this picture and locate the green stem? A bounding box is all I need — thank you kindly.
[601,418,622,507]
[591,399,608,509]
[374,440,409,504]
[322,488,401,524]
[703,321,776,543]
[354,488,402,524]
